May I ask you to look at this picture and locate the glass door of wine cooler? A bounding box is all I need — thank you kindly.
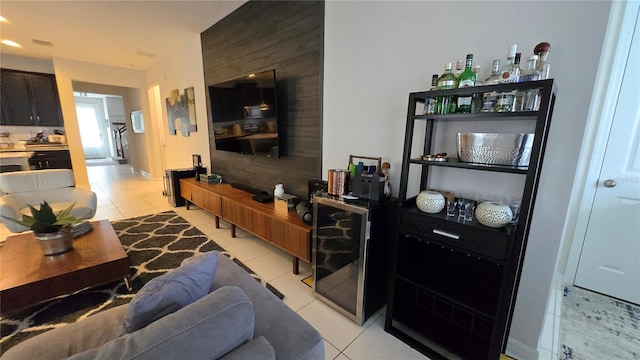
[312,197,369,324]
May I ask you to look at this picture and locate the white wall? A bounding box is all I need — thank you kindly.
[323,1,611,357]
[144,34,211,174]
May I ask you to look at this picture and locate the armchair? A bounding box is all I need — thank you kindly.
[0,169,97,233]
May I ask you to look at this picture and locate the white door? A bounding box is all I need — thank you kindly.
[76,97,110,159]
[574,9,640,305]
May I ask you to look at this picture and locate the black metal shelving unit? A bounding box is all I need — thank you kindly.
[385,79,557,360]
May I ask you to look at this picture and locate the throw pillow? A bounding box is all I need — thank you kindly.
[118,251,219,335]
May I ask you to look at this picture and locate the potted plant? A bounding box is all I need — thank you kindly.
[2,201,81,255]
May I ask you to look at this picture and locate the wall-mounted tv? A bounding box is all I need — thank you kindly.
[208,69,279,157]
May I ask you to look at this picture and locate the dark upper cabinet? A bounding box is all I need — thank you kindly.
[0,69,64,127]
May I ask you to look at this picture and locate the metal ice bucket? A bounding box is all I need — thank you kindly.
[457,133,534,167]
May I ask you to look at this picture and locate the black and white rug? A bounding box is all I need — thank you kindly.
[0,211,283,355]
[559,285,640,360]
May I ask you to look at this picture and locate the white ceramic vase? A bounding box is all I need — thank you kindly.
[416,190,445,213]
[475,201,513,228]
[274,184,284,199]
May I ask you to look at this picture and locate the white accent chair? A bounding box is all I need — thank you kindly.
[0,169,97,233]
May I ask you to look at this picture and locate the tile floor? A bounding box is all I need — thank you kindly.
[0,164,562,360]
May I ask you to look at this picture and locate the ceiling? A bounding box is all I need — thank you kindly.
[0,1,246,70]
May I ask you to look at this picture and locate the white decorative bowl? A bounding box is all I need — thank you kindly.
[475,201,513,228]
[416,191,445,213]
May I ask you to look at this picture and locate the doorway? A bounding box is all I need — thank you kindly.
[75,97,110,160]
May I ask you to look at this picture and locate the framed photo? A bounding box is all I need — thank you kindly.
[131,110,144,133]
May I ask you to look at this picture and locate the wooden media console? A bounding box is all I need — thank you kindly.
[180,178,312,274]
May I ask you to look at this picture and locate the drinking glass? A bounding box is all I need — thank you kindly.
[464,203,475,221]
[458,199,468,218]
[446,200,457,217]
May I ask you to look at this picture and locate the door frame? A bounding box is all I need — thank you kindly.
[562,1,640,284]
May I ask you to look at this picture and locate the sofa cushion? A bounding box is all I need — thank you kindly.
[0,169,75,194]
[68,286,254,360]
[220,335,275,360]
[1,305,128,360]
[118,251,219,335]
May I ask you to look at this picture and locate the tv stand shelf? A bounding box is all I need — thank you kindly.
[180,178,312,274]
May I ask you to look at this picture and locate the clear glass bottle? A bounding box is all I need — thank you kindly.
[484,59,501,85]
[473,65,483,86]
[500,44,520,83]
[534,42,551,79]
[437,63,456,114]
[430,74,439,91]
[495,92,515,112]
[515,55,541,111]
[482,59,501,112]
[453,59,465,87]
[456,54,476,113]
[424,74,439,115]
[471,65,483,113]
[514,52,524,77]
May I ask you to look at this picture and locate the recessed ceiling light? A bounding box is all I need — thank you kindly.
[1,40,22,48]
[0,16,7,23]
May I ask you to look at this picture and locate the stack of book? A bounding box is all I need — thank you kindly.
[72,221,93,237]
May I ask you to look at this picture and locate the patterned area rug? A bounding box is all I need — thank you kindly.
[0,211,283,355]
[559,286,640,360]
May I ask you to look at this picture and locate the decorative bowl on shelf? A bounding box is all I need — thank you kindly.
[457,133,534,167]
[475,201,513,228]
[416,191,445,213]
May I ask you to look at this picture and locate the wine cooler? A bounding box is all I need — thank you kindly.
[312,196,397,325]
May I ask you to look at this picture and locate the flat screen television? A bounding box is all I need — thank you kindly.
[208,69,279,157]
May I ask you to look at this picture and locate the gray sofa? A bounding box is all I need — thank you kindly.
[2,254,324,360]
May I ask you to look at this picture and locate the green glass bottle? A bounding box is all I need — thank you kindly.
[437,63,456,114]
[456,54,476,113]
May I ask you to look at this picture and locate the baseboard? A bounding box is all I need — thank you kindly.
[506,337,539,360]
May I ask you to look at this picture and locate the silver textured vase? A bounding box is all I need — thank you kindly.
[35,227,74,255]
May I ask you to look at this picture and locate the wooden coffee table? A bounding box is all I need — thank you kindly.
[0,220,130,314]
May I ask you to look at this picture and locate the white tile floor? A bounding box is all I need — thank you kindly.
[0,164,562,360]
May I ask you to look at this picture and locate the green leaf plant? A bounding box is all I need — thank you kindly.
[2,201,80,233]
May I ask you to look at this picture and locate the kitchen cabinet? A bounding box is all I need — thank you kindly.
[384,80,557,359]
[28,150,72,170]
[1,69,64,126]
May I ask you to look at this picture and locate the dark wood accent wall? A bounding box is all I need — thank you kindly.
[200,1,324,198]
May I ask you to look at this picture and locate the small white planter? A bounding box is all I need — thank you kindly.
[475,201,513,228]
[416,191,445,213]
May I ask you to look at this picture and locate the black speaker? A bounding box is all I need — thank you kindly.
[296,200,313,225]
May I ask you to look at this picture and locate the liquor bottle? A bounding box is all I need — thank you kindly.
[519,55,542,111]
[519,55,540,82]
[514,52,524,76]
[456,54,476,113]
[430,74,439,91]
[534,41,551,79]
[473,65,483,86]
[484,59,501,85]
[437,63,456,90]
[482,59,501,112]
[471,65,483,113]
[453,59,465,87]
[436,63,456,114]
[424,74,439,115]
[500,44,520,83]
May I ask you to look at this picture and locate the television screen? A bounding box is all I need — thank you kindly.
[208,69,279,157]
